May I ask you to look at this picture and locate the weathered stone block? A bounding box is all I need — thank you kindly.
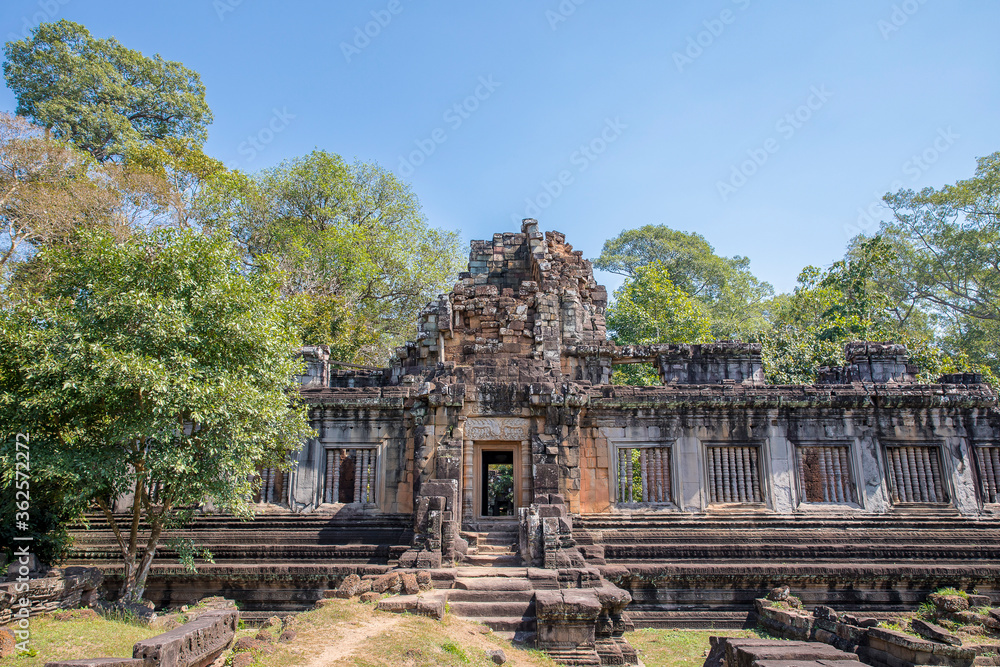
[131,608,237,667]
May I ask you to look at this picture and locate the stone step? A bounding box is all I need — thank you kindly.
[448,589,535,603]
[462,615,537,633]
[454,566,528,578]
[454,577,534,591]
[448,600,535,617]
[463,554,521,567]
[475,544,516,554]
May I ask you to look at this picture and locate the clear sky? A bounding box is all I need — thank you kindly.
[2,1,998,295]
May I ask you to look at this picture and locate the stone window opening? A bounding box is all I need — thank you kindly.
[706,445,763,504]
[884,444,948,504]
[324,447,378,505]
[614,445,672,504]
[795,444,856,505]
[975,445,1000,504]
[255,468,289,504]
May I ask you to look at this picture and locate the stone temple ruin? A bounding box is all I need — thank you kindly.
[70,219,1000,663]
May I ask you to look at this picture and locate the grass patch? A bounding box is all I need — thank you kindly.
[934,588,970,599]
[626,628,765,667]
[8,612,160,667]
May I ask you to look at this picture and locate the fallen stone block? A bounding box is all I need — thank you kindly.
[0,627,14,659]
[132,608,238,666]
[372,572,401,594]
[721,638,859,667]
[912,618,962,646]
[401,573,419,595]
[929,593,969,613]
[337,573,362,598]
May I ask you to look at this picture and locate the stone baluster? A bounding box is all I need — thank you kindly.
[332,449,342,503]
[734,446,746,502]
[626,450,634,502]
[639,450,648,503]
[652,448,662,503]
[354,449,363,503]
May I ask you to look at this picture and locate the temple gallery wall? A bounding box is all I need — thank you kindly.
[72,220,1000,658]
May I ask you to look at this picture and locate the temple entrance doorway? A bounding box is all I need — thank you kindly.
[482,450,515,517]
[473,443,521,519]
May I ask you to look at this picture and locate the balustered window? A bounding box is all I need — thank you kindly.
[976,445,1000,504]
[706,445,763,504]
[795,445,856,504]
[324,447,378,504]
[884,444,948,504]
[255,468,289,504]
[614,445,672,504]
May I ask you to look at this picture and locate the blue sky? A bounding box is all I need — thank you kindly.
[2,1,998,295]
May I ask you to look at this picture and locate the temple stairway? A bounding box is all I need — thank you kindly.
[460,521,521,567]
[441,567,549,642]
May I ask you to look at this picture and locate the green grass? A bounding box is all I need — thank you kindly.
[8,612,160,666]
[934,588,970,599]
[625,628,765,667]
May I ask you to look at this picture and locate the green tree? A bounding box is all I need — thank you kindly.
[0,229,312,601]
[760,237,940,383]
[878,152,1000,379]
[606,261,713,384]
[202,150,464,363]
[4,20,212,162]
[595,225,773,340]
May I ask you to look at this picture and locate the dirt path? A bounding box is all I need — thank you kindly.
[302,614,402,666]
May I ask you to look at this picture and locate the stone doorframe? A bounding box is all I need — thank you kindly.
[462,417,532,524]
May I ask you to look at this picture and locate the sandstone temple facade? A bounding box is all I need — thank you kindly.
[74,220,1000,662]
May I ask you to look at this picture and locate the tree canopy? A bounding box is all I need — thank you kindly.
[0,229,312,600]
[4,20,212,162]
[201,150,465,363]
[876,151,1000,380]
[595,224,773,340]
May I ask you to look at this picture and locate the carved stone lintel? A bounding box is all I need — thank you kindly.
[465,417,529,441]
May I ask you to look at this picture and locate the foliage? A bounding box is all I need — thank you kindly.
[4,20,212,162]
[595,224,773,340]
[202,150,464,363]
[0,112,114,280]
[0,444,86,565]
[759,237,941,384]
[606,261,712,385]
[0,228,312,601]
[877,152,1000,380]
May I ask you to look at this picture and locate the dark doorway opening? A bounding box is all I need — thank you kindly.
[481,450,515,517]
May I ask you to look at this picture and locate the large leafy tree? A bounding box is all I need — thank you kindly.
[0,229,312,601]
[0,112,115,279]
[760,236,944,384]
[606,261,713,384]
[4,20,212,162]
[594,225,773,340]
[877,152,1000,379]
[202,150,464,363]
